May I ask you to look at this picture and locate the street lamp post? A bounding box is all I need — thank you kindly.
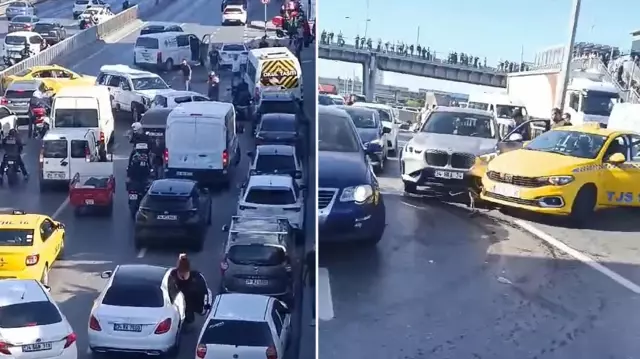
[555,0,581,110]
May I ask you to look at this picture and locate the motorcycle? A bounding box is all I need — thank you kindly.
[127,180,151,219]
[4,158,20,187]
[31,107,50,139]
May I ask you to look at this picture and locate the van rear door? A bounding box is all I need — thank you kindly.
[194,121,225,170]
[167,119,197,169]
[41,139,69,181]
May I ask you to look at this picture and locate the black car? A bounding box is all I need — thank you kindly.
[139,108,169,147]
[317,106,386,246]
[134,179,212,251]
[140,22,184,35]
[33,22,67,44]
[254,92,301,131]
[338,105,390,173]
[255,113,300,149]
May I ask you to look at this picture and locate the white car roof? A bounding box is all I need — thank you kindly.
[99,64,159,79]
[247,174,294,188]
[0,279,49,307]
[44,128,95,141]
[214,293,270,322]
[138,31,184,40]
[256,144,295,156]
[170,101,233,117]
[163,90,201,98]
[7,31,41,38]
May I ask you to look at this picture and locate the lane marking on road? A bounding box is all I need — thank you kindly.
[137,247,147,258]
[318,267,334,321]
[71,21,145,70]
[51,197,69,219]
[514,219,640,294]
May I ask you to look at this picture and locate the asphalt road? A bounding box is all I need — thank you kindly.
[319,130,640,359]
[0,0,314,358]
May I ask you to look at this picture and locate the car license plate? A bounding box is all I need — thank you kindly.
[85,199,94,205]
[46,172,65,179]
[176,171,192,176]
[113,323,143,332]
[491,183,520,198]
[157,215,177,220]
[245,279,269,285]
[434,170,464,180]
[129,193,138,200]
[22,342,52,352]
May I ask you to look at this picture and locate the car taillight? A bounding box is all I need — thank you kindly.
[163,148,169,163]
[154,318,171,334]
[0,342,11,355]
[196,344,207,359]
[266,346,277,359]
[222,150,229,167]
[157,52,162,63]
[25,254,39,266]
[0,98,7,105]
[64,332,77,348]
[89,315,102,331]
[220,259,228,272]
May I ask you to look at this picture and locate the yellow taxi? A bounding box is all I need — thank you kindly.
[481,123,640,223]
[2,65,96,93]
[0,209,65,286]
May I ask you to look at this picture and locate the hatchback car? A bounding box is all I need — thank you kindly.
[248,144,304,187]
[8,15,39,33]
[134,179,212,251]
[1,79,42,125]
[6,1,36,20]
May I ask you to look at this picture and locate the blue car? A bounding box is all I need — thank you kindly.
[337,105,390,173]
[317,106,386,245]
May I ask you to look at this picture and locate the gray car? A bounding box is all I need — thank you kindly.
[400,106,500,197]
[3,80,42,124]
[6,1,36,20]
[220,216,295,304]
[8,15,39,33]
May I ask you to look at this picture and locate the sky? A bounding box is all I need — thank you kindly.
[317,0,640,94]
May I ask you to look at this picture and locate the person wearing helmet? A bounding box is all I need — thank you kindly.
[207,71,219,101]
[129,122,149,145]
[127,143,152,187]
[169,254,210,325]
[0,129,28,184]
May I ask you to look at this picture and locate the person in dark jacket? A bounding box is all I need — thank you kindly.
[551,107,572,129]
[0,129,28,184]
[170,254,210,324]
[303,245,315,326]
[207,72,219,101]
[180,59,191,91]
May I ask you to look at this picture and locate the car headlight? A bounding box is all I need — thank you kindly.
[340,185,374,204]
[478,153,497,162]
[538,175,574,186]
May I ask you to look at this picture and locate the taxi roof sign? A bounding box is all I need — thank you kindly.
[0,208,26,215]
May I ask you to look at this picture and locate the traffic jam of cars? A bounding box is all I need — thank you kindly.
[0,3,310,356]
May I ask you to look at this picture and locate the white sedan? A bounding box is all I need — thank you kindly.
[79,6,113,24]
[218,43,248,67]
[88,264,185,356]
[222,5,247,25]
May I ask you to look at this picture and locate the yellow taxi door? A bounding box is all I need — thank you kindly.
[39,219,61,264]
[599,135,638,207]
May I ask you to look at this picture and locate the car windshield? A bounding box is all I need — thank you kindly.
[140,26,166,35]
[343,108,378,128]
[318,111,361,152]
[102,284,164,307]
[12,16,31,23]
[222,44,245,52]
[200,319,274,347]
[582,91,618,117]
[0,229,34,246]
[135,37,159,49]
[260,117,295,132]
[4,36,26,45]
[132,77,169,90]
[245,188,296,205]
[228,245,286,266]
[523,130,607,159]
[53,109,99,127]
[0,301,62,329]
[83,9,99,15]
[34,23,55,31]
[255,154,296,173]
[421,111,496,139]
[357,106,390,122]
[331,97,345,105]
[12,2,28,7]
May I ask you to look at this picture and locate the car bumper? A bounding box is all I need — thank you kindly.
[221,277,291,297]
[480,177,576,215]
[88,330,176,354]
[165,167,230,186]
[401,165,473,194]
[134,223,202,239]
[0,265,43,280]
[318,200,385,243]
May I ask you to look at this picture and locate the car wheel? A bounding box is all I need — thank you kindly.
[165,58,174,72]
[57,239,65,260]
[569,184,597,227]
[40,265,49,286]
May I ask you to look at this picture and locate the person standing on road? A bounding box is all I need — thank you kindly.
[303,244,316,326]
[181,59,191,91]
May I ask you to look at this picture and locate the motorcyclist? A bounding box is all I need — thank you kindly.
[20,38,31,60]
[208,47,219,71]
[126,144,152,189]
[207,72,220,101]
[129,122,149,145]
[0,129,28,184]
[170,254,210,324]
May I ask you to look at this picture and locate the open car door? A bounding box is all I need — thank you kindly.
[200,34,212,66]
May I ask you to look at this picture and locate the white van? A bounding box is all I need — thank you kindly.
[245,47,303,102]
[467,93,528,138]
[51,86,114,160]
[165,102,241,186]
[133,32,202,71]
[39,128,100,191]
[3,31,44,63]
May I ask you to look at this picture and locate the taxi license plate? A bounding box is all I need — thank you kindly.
[22,342,52,352]
[113,323,143,332]
[245,279,269,286]
[157,215,177,220]
[491,183,520,198]
[129,193,138,200]
[46,172,65,179]
[85,199,94,205]
[434,170,464,180]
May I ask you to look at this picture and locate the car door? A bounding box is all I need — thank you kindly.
[273,301,290,346]
[118,77,134,111]
[166,275,185,322]
[104,75,121,108]
[39,218,59,264]
[269,306,285,354]
[599,135,635,206]
[175,35,190,63]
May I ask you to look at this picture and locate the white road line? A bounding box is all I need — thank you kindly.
[318,267,334,321]
[514,219,640,294]
[51,197,70,219]
[71,21,145,70]
[136,248,147,258]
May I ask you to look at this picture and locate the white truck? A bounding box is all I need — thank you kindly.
[506,67,621,126]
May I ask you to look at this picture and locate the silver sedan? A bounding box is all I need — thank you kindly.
[5,1,36,20]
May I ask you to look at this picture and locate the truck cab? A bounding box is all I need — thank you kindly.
[564,76,620,127]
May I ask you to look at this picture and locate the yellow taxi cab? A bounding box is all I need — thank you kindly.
[480,122,640,223]
[0,209,65,286]
[2,65,96,93]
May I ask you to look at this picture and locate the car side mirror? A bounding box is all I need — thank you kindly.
[382,127,391,134]
[55,222,65,229]
[43,285,51,292]
[100,270,113,279]
[294,171,302,179]
[221,224,229,232]
[506,133,523,142]
[607,152,625,164]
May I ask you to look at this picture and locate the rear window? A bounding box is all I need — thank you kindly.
[245,188,295,205]
[173,96,193,104]
[0,301,62,329]
[0,229,34,246]
[5,36,27,46]
[53,109,99,128]
[34,23,54,31]
[255,154,296,173]
[11,16,31,23]
[222,44,245,52]
[70,140,88,158]
[11,2,28,7]
[224,8,243,13]
[140,26,165,35]
[135,37,159,49]
[260,117,296,132]
[260,101,296,115]
[141,195,192,211]
[228,245,286,266]
[200,319,274,347]
[43,140,67,158]
[102,284,164,308]
[5,89,35,98]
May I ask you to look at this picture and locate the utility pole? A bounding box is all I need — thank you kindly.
[363,0,370,39]
[555,0,581,110]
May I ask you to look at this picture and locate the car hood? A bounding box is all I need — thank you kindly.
[318,151,370,187]
[136,89,174,98]
[356,128,380,143]
[408,133,497,154]
[488,149,593,177]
